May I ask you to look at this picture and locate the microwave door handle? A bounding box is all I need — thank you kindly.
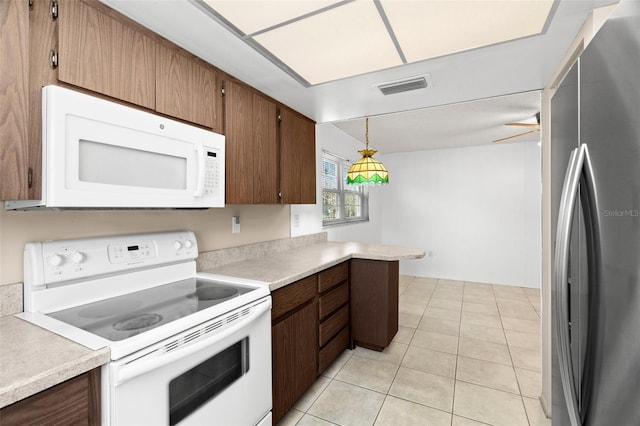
[194,145,205,197]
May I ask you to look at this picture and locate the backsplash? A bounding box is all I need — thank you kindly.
[0,282,22,316]
[197,232,328,271]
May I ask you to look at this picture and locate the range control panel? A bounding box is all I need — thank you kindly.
[25,231,198,288]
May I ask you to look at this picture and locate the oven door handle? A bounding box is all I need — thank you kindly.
[113,298,271,386]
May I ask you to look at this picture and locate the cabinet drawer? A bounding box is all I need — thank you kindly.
[318,281,348,320]
[319,305,349,347]
[318,262,348,293]
[318,326,349,375]
[272,275,317,320]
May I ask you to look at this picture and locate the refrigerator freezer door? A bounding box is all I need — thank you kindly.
[577,2,640,424]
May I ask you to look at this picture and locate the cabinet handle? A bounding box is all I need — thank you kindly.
[28,168,33,189]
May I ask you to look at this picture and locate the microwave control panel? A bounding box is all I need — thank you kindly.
[203,148,221,197]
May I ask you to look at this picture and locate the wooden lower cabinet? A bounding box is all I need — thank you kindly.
[350,259,399,351]
[0,368,101,425]
[271,262,351,423]
[317,263,350,375]
[271,277,318,424]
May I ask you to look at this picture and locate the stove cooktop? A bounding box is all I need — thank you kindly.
[49,278,254,341]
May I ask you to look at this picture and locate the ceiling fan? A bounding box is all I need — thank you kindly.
[493,112,540,143]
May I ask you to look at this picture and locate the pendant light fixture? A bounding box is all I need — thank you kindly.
[347,117,389,186]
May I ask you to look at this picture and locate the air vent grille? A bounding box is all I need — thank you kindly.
[377,76,428,96]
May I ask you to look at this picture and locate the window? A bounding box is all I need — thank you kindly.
[322,151,368,225]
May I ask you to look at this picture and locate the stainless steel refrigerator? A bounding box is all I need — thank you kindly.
[551,0,640,425]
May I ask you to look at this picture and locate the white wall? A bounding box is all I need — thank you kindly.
[379,140,542,288]
[291,123,383,243]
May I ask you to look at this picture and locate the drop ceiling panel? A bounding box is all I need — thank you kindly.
[252,1,402,84]
[202,0,341,35]
[382,0,555,62]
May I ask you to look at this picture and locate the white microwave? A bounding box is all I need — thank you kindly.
[5,85,225,210]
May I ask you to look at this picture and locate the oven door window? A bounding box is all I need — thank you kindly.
[169,337,250,426]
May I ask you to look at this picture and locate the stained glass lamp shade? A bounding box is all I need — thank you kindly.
[347,118,389,186]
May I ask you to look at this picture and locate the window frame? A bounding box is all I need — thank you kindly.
[322,150,369,226]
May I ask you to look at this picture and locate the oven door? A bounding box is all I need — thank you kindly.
[105,297,272,426]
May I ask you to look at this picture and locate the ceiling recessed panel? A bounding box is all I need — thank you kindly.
[253,1,402,85]
[382,0,554,63]
[202,0,341,35]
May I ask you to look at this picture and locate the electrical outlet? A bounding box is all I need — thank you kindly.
[232,216,240,233]
[293,214,300,228]
[428,250,433,258]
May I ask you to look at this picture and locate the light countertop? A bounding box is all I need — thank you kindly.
[0,315,110,409]
[200,240,425,291]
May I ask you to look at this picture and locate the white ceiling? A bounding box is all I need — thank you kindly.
[102,0,618,153]
[333,90,541,154]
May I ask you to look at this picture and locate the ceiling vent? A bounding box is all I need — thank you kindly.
[376,74,431,96]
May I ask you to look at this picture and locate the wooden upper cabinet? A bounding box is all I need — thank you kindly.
[224,80,278,204]
[57,0,156,110]
[0,0,29,199]
[280,107,316,204]
[156,45,220,131]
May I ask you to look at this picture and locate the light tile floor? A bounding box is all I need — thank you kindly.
[277,276,549,426]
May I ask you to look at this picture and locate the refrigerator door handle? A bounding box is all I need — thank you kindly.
[553,144,600,426]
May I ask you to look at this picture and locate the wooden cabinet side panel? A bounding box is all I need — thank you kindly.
[27,0,59,200]
[350,259,399,350]
[299,116,316,204]
[224,81,254,204]
[0,0,29,199]
[58,0,156,109]
[386,261,399,342]
[253,93,278,203]
[156,45,216,128]
[0,368,101,425]
[272,300,318,424]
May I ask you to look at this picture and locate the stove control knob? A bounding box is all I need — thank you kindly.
[174,241,183,250]
[184,240,193,249]
[49,254,64,267]
[71,252,85,264]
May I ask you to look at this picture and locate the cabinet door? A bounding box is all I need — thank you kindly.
[57,0,156,109]
[0,0,29,199]
[280,107,316,204]
[225,81,278,204]
[0,368,100,425]
[156,45,219,131]
[253,93,279,203]
[272,299,317,424]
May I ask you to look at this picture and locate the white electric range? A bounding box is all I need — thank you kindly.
[18,231,272,426]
